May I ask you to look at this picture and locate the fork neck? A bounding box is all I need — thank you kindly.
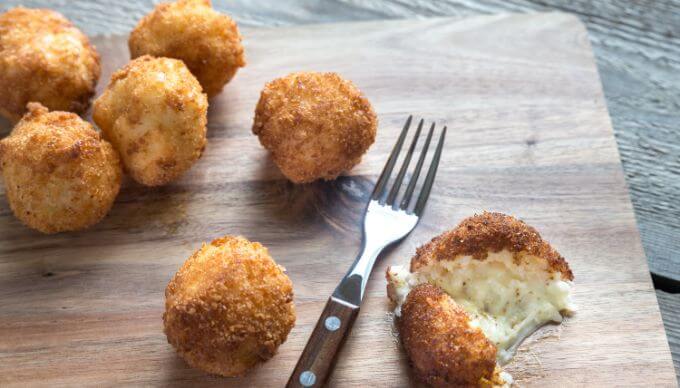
[332,237,386,307]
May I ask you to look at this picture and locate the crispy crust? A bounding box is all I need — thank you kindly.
[400,283,498,387]
[0,103,122,233]
[93,55,207,186]
[252,71,377,183]
[128,0,245,97]
[410,212,573,280]
[0,7,100,122]
[163,236,296,377]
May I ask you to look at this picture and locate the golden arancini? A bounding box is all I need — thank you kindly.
[400,283,505,387]
[387,212,574,386]
[253,72,378,183]
[129,0,245,97]
[0,103,122,234]
[93,55,207,186]
[164,236,296,377]
[0,7,100,122]
[409,212,574,278]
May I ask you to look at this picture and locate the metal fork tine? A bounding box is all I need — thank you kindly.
[372,115,412,201]
[414,126,446,215]
[400,122,435,210]
[386,119,423,206]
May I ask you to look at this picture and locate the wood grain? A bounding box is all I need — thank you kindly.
[658,291,680,379]
[4,0,679,375]
[0,13,676,387]
[5,0,678,282]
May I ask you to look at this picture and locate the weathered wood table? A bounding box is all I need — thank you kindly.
[1,0,679,381]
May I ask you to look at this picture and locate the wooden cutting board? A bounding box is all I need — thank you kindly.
[0,12,675,387]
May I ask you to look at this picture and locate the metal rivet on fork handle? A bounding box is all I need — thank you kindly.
[299,371,316,387]
[324,316,341,331]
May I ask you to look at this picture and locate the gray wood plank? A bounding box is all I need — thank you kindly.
[658,290,680,379]
[2,0,678,282]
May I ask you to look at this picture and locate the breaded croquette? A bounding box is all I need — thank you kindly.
[0,7,100,122]
[400,283,505,387]
[253,72,377,183]
[129,0,245,97]
[0,103,121,233]
[387,212,574,386]
[409,212,574,278]
[164,236,296,377]
[93,55,207,186]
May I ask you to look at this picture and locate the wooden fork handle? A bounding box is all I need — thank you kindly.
[287,296,360,388]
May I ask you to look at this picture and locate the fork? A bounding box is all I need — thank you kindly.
[287,116,447,387]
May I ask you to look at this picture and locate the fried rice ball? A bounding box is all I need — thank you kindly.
[0,103,122,234]
[164,235,296,377]
[129,0,245,98]
[387,212,575,386]
[93,55,207,186]
[252,72,378,183]
[400,283,506,387]
[0,7,100,122]
[407,212,574,278]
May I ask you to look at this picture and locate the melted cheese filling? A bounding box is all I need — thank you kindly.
[388,250,575,364]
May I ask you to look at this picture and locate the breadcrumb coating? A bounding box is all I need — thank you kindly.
[252,71,377,183]
[388,212,573,386]
[400,283,501,387]
[93,55,207,186]
[411,212,573,280]
[0,7,100,122]
[163,236,296,377]
[0,103,121,233]
[129,0,245,97]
